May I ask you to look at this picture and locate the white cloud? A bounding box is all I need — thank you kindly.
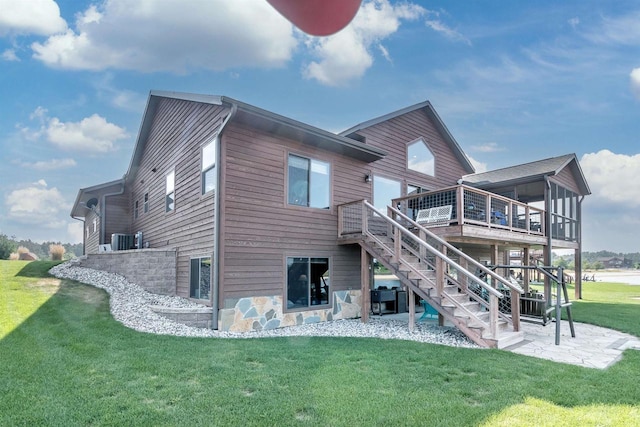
[467,156,488,173]
[631,68,640,100]
[0,0,67,36]
[46,114,128,153]
[2,49,19,61]
[31,0,296,73]
[471,142,503,153]
[303,0,425,86]
[16,158,77,171]
[67,221,84,244]
[5,181,69,228]
[425,12,471,45]
[580,150,640,206]
[568,17,580,29]
[19,107,128,153]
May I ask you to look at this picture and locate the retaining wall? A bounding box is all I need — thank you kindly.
[77,248,177,295]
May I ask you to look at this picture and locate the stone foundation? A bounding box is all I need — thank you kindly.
[219,290,362,332]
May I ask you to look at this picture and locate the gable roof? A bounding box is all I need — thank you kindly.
[462,153,591,195]
[339,100,476,174]
[124,91,387,185]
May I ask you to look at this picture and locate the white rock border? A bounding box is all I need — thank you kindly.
[49,260,479,348]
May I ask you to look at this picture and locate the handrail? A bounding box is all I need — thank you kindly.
[362,200,505,299]
[389,205,524,295]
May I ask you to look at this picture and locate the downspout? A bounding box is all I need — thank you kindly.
[99,180,126,245]
[212,103,237,330]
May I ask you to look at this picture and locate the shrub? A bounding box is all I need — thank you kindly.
[49,244,65,261]
[17,246,29,255]
[9,253,19,260]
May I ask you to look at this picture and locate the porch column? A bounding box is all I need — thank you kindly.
[575,248,583,300]
[523,247,530,293]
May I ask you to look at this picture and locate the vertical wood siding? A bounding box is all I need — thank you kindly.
[128,98,226,299]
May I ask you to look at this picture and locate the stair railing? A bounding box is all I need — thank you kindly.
[387,204,523,331]
[343,200,520,338]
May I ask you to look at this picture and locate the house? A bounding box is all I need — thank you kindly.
[71,91,590,348]
[597,257,625,269]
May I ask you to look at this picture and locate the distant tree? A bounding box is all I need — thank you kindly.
[0,234,17,260]
[593,261,605,271]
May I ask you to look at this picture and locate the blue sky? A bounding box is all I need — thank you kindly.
[1,0,639,252]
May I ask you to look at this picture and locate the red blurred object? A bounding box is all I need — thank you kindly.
[267,0,362,36]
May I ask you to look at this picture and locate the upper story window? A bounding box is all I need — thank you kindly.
[202,137,216,194]
[143,191,149,213]
[407,138,435,176]
[166,170,175,212]
[134,200,139,220]
[288,154,330,209]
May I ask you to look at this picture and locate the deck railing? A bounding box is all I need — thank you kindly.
[392,185,545,236]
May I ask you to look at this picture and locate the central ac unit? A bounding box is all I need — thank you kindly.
[111,233,135,251]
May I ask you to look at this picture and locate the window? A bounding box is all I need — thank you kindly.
[143,192,149,213]
[407,138,435,176]
[134,200,139,220]
[166,170,175,212]
[288,154,330,209]
[286,257,329,309]
[85,226,89,239]
[202,138,216,194]
[373,175,401,213]
[92,218,98,233]
[190,257,211,300]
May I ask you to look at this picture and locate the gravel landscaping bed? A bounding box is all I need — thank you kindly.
[49,260,478,348]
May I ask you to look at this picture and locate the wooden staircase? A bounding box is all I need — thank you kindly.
[338,200,525,349]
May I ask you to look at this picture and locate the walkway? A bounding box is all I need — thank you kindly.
[505,320,640,369]
[382,313,640,369]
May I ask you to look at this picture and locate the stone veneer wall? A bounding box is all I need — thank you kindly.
[77,248,177,295]
[219,290,362,332]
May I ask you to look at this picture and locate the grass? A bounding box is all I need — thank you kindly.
[1,260,639,426]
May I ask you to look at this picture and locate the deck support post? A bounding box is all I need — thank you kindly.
[360,247,370,323]
[408,288,415,332]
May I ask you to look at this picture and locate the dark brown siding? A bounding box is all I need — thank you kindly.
[128,98,227,299]
[219,123,368,303]
[85,210,100,254]
[104,193,131,242]
[356,108,469,191]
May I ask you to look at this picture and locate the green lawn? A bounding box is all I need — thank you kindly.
[1,260,639,426]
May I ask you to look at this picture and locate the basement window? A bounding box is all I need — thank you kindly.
[286,257,330,309]
[190,257,211,300]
